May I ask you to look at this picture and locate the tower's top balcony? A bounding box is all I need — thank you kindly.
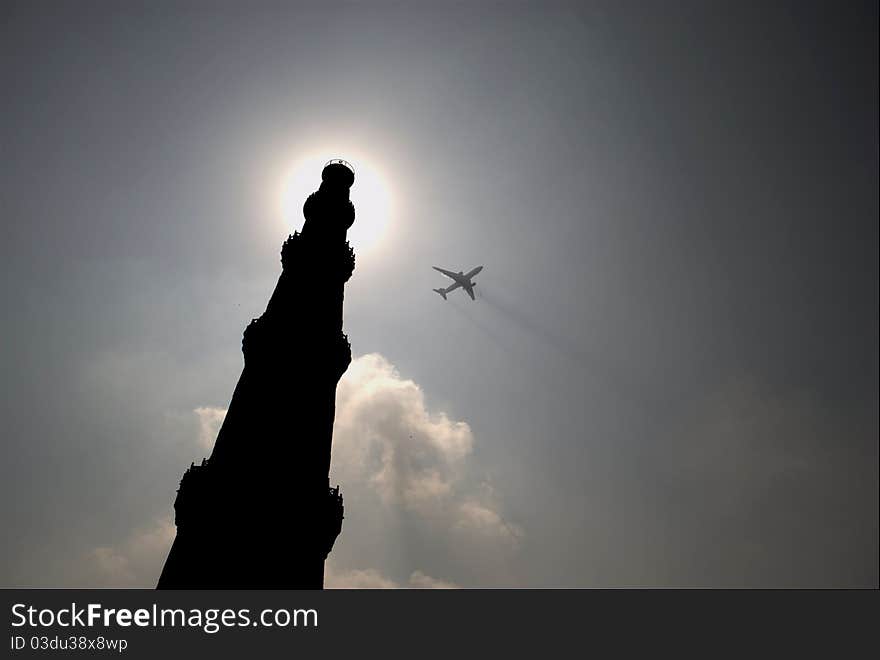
[322,159,355,188]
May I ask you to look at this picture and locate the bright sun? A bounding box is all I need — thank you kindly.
[279,153,392,253]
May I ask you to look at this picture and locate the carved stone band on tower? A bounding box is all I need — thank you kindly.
[157,161,357,589]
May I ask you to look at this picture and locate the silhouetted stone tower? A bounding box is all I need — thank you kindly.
[157,160,356,589]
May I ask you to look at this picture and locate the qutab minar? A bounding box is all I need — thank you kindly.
[157,160,357,589]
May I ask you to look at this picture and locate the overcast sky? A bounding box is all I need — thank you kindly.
[1,0,876,588]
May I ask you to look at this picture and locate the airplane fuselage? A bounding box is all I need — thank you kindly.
[432,265,483,300]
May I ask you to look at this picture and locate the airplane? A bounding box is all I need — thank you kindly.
[432,265,483,300]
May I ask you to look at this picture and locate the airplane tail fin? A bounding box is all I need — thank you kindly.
[433,288,448,300]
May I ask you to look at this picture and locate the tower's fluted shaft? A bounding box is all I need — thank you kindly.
[157,161,355,589]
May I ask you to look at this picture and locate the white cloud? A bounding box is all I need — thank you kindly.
[80,353,521,587]
[193,406,227,451]
[334,354,520,536]
[325,564,459,589]
[324,565,399,589]
[333,354,473,513]
[407,571,458,589]
[454,499,524,547]
[330,353,523,585]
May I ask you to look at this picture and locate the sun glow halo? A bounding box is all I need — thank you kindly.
[280,154,392,253]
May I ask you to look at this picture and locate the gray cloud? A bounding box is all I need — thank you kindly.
[72,518,175,588]
[640,380,878,587]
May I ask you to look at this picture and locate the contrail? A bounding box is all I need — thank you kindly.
[478,286,585,364]
[447,296,518,360]
[476,283,663,419]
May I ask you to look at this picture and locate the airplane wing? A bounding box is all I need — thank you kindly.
[464,266,483,279]
[432,266,460,280]
[463,284,475,300]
